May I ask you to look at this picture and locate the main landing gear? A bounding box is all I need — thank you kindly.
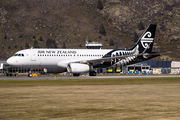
[73,73,80,76]
[72,71,97,77]
[89,71,96,76]
[28,73,32,77]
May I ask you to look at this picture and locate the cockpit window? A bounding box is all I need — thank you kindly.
[13,53,25,57]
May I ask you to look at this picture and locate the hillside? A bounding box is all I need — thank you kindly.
[0,0,180,60]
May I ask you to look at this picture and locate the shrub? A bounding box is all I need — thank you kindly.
[46,39,57,48]
[25,42,29,49]
[33,40,39,48]
[97,0,103,10]
[62,42,66,49]
[39,36,43,41]
[138,21,145,30]
[99,24,106,36]
[109,39,114,46]
[133,31,139,42]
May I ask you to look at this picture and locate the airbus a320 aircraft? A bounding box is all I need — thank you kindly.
[7,24,160,77]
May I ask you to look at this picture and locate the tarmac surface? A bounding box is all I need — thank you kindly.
[0,75,180,80]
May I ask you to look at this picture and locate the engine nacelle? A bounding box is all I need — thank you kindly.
[67,63,93,73]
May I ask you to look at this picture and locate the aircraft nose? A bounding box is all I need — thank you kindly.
[7,57,15,65]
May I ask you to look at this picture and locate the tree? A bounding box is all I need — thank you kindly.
[88,39,92,43]
[25,42,29,49]
[14,45,17,49]
[97,0,103,10]
[99,24,106,36]
[133,31,139,43]
[19,34,22,38]
[108,18,112,24]
[138,21,145,30]
[4,35,7,39]
[39,36,43,41]
[46,39,57,48]
[109,39,114,46]
[33,35,36,39]
[33,40,39,48]
[62,42,66,49]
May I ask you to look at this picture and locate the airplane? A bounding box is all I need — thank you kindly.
[7,24,160,77]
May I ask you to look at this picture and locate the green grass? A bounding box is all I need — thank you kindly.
[1,77,180,120]
[0,77,180,87]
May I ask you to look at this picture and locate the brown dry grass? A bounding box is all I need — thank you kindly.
[0,78,180,120]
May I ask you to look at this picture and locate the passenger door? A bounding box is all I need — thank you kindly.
[30,50,36,61]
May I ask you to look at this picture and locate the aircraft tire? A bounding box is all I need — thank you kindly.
[28,73,32,77]
[89,71,96,76]
[73,73,80,76]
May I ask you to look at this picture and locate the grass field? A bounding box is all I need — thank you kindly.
[0,78,180,120]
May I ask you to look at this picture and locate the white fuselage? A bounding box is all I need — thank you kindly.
[7,48,113,69]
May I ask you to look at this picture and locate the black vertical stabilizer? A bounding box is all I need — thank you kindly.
[131,24,157,53]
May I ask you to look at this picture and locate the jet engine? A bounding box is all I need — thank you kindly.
[67,63,93,73]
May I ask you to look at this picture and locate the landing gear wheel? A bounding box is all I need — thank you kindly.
[89,71,96,76]
[28,73,32,77]
[73,73,80,76]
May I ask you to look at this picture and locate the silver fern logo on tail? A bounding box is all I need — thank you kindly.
[141,31,153,49]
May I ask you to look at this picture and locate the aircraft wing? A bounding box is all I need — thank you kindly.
[73,52,160,65]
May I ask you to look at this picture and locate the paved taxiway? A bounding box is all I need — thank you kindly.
[0,75,180,80]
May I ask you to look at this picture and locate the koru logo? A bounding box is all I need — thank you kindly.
[141,32,153,49]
